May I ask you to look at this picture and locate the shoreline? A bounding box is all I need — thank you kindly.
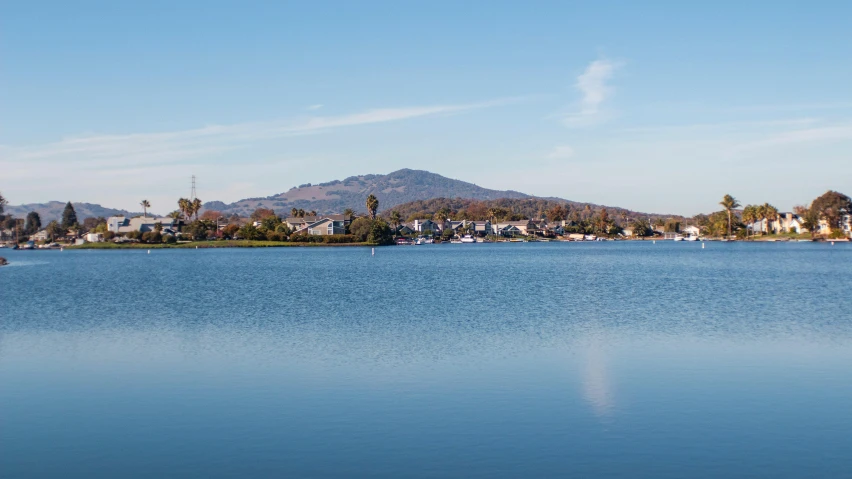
[65,240,373,250]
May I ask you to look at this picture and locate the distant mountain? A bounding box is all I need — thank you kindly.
[204,169,532,216]
[4,202,140,224]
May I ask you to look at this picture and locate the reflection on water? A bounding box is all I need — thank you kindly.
[1,243,852,478]
[582,341,614,419]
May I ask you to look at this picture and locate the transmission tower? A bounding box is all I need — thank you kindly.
[190,175,197,201]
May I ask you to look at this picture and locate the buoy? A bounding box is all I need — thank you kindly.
[831,241,834,246]
[147,250,150,254]
[372,247,375,256]
[196,246,198,249]
[653,240,656,244]
[702,242,705,249]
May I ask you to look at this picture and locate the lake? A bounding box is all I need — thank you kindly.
[1,242,851,478]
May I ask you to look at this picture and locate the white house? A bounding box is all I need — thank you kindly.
[107,216,177,234]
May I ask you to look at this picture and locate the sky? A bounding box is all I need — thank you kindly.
[2,1,851,216]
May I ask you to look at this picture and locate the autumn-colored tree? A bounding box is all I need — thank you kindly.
[200,210,224,221]
[250,208,276,221]
[811,190,852,233]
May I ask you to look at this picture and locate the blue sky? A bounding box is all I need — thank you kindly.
[2,1,851,215]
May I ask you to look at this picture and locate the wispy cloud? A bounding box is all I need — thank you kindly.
[545,145,575,159]
[305,104,323,111]
[1,99,511,168]
[734,123,852,152]
[562,58,622,128]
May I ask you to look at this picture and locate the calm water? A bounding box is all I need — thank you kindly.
[1,242,851,478]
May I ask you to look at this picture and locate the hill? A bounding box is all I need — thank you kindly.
[203,169,531,216]
[4,202,140,224]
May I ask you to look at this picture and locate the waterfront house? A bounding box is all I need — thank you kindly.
[287,214,350,234]
[493,220,535,236]
[474,221,492,236]
[107,216,177,234]
[297,217,347,236]
[413,219,439,234]
[30,229,50,242]
[397,224,415,236]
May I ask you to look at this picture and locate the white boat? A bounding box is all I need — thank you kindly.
[460,235,476,243]
[424,238,434,244]
[673,234,684,242]
[450,239,462,244]
[685,235,699,241]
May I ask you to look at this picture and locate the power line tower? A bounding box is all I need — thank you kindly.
[190,175,197,202]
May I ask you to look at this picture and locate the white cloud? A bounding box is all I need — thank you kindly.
[1,99,510,167]
[306,104,323,111]
[735,123,852,151]
[563,58,621,128]
[546,145,575,159]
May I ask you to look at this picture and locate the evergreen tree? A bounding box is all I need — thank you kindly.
[61,202,78,229]
[25,211,41,235]
[0,191,7,215]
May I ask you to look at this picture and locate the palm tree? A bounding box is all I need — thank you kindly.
[762,203,779,235]
[390,211,402,230]
[191,198,203,221]
[167,210,182,220]
[719,194,741,240]
[140,199,150,218]
[343,208,354,217]
[434,207,450,225]
[365,194,379,220]
[178,198,190,220]
[741,205,757,240]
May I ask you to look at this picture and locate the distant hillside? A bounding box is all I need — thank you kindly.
[4,202,140,223]
[382,197,673,223]
[203,169,531,216]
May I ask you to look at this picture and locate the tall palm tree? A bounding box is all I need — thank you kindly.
[366,194,379,220]
[191,198,203,221]
[719,194,741,240]
[343,208,354,217]
[741,205,757,240]
[178,198,190,220]
[390,211,402,230]
[762,203,779,235]
[140,199,151,218]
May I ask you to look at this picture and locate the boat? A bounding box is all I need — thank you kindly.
[424,238,434,244]
[460,235,476,243]
[685,235,699,242]
[673,234,684,242]
[450,239,462,244]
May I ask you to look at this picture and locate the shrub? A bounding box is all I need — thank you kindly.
[163,234,177,244]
